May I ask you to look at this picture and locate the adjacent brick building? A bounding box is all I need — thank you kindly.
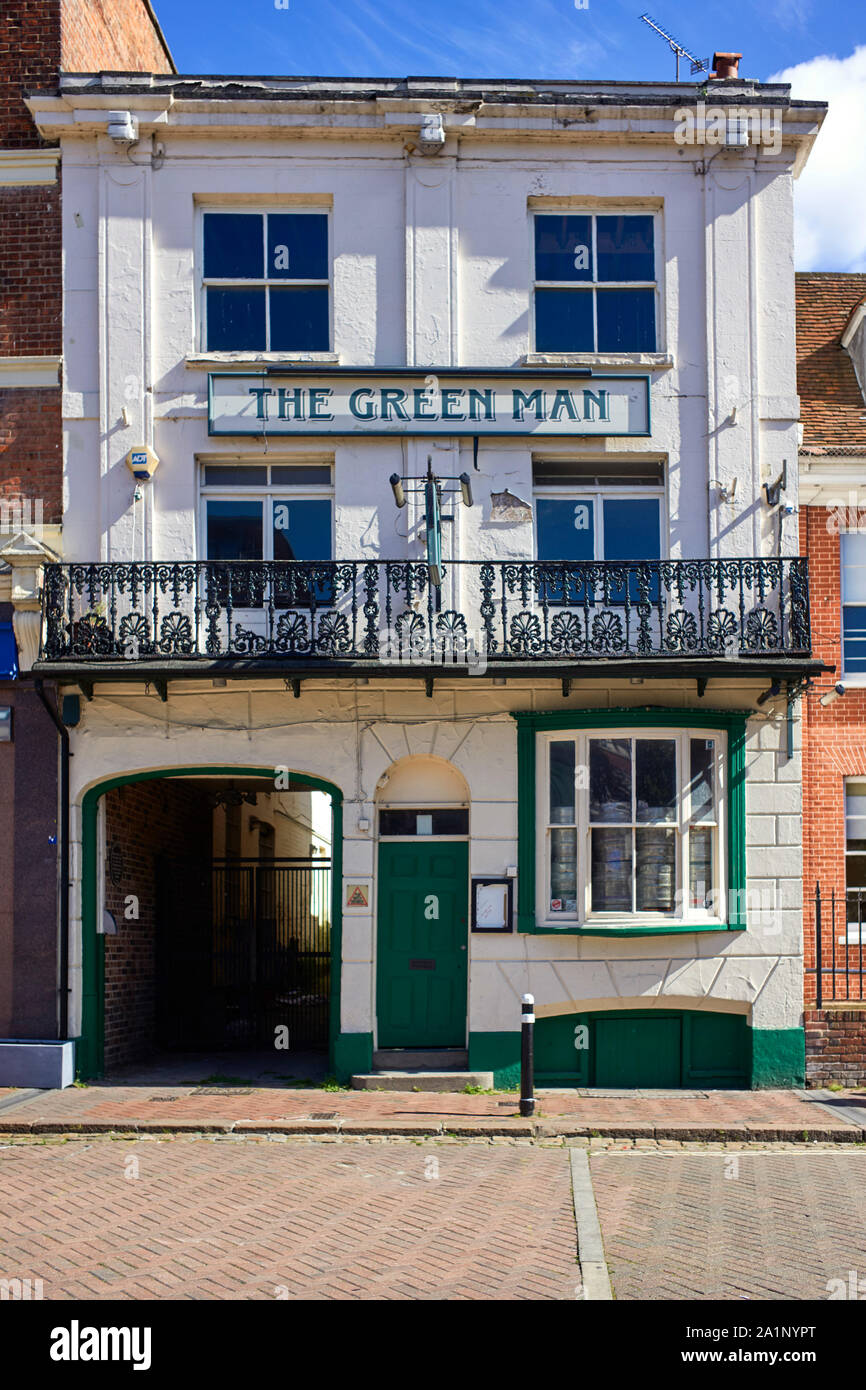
[0,0,173,1071]
[798,271,866,1083]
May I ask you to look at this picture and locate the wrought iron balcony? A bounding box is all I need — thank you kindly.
[37,557,813,678]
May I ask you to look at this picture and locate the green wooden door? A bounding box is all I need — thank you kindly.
[595,1014,682,1087]
[376,841,469,1048]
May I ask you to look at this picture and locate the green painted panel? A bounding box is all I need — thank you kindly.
[534,1013,590,1085]
[685,1011,749,1084]
[468,1032,521,1088]
[596,1015,681,1087]
[333,1031,373,1083]
[533,1009,751,1089]
[376,841,468,1048]
[751,1027,805,1089]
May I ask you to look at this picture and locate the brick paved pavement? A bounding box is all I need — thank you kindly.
[0,1136,580,1300]
[591,1151,866,1300]
[0,1081,862,1140]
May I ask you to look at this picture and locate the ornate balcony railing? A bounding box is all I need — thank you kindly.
[38,557,811,669]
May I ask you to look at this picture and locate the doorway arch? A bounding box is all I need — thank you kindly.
[78,766,343,1079]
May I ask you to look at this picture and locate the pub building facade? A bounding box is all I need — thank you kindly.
[21,63,825,1088]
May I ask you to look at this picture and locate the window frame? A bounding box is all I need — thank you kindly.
[531,210,661,355]
[535,726,727,930]
[198,459,335,565]
[198,207,333,355]
[844,775,866,944]
[512,708,747,937]
[840,531,866,680]
[532,472,667,565]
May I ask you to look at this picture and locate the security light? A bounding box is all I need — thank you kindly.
[390,474,406,508]
[459,473,473,508]
[107,111,139,144]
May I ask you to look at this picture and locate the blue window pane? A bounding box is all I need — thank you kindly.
[596,215,655,281]
[603,499,660,562]
[537,499,595,563]
[537,498,594,604]
[268,214,328,280]
[269,286,330,351]
[535,289,594,352]
[272,499,332,562]
[273,499,333,605]
[603,498,660,602]
[207,500,263,607]
[535,215,593,282]
[844,607,866,672]
[596,289,656,352]
[206,288,266,351]
[203,213,263,279]
[206,500,263,560]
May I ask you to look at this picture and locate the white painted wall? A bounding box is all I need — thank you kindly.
[49,89,813,1051]
[64,675,801,1040]
[57,118,804,569]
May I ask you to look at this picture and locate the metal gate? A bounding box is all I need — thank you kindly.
[155,857,331,1050]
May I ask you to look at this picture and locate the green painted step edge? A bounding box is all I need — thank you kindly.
[469,1032,521,1089]
[751,1027,805,1089]
[333,1032,373,1083]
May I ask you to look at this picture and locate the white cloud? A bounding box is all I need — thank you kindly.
[769,46,866,271]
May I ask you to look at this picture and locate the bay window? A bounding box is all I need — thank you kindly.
[539,728,725,926]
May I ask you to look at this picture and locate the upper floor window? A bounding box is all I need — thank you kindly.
[533,213,657,353]
[200,462,333,605]
[202,211,330,353]
[533,459,663,602]
[841,532,866,676]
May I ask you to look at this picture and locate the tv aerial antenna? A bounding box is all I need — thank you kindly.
[640,13,710,81]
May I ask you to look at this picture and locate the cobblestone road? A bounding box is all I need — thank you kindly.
[591,1151,866,1300]
[0,1136,579,1300]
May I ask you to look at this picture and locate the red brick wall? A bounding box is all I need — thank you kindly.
[800,504,866,1004]
[103,781,212,1070]
[0,185,62,357]
[0,388,62,523]
[0,0,62,149]
[61,0,173,74]
[805,1009,866,1086]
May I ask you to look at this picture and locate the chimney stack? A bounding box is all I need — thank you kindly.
[710,52,742,80]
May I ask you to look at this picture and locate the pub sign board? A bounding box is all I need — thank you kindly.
[208,370,651,438]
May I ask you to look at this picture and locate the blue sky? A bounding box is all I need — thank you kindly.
[152,1,866,270]
[154,0,860,83]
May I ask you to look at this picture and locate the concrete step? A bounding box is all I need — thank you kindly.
[351,1070,494,1092]
[373,1049,468,1070]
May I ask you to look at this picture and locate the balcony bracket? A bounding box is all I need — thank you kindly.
[290,678,302,700]
[425,675,434,699]
[77,679,93,702]
[561,678,572,698]
[151,679,168,703]
[696,677,707,699]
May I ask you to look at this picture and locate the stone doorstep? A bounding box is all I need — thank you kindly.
[351,1071,495,1092]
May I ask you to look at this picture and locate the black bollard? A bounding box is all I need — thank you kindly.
[520,993,535,1117]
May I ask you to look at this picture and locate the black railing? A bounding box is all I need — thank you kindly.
[39,557,811,666]
[808,887,866,1007]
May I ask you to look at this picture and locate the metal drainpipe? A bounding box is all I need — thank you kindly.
[34,679,70,1040]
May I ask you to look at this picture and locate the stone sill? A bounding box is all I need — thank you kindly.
[522,351,674,371]
[187,352,340,371]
